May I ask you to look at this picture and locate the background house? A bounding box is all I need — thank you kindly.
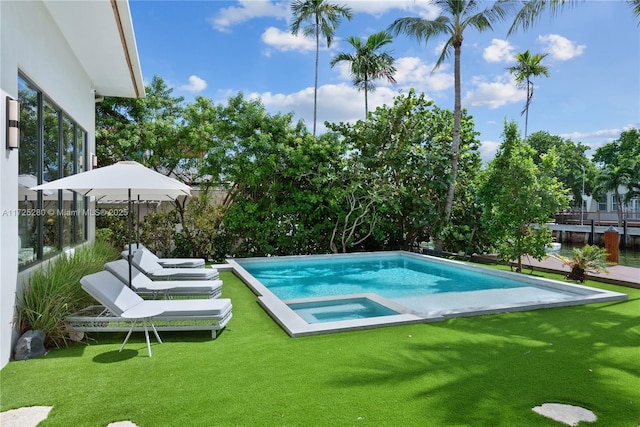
[0,0,144,369]
[559,186,640,226]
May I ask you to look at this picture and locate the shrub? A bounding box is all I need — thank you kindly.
[555,244,609,282]
[139,210,176,257]
[16,240,119,348]
[95,210,129,249]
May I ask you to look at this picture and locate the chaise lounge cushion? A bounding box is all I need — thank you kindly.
[132,250,218,280]
[123,244,205,268]
[80,271,232,318]
[104,260,222,297]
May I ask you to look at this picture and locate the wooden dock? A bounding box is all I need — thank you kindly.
[544,222,640,248]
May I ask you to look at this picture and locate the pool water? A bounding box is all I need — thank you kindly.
[239,254,541,300]
[230,252,627,336]
[288,298,399,323]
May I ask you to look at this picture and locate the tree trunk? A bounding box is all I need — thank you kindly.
[364,79,369,118]
[615,191,623,226]
[437,44,462,251]
[566,266,585,282]
[444,45,461,223]
[313,20,320,137]
[524,80,531,140]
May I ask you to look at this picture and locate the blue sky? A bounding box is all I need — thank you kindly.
[129,0,639,162]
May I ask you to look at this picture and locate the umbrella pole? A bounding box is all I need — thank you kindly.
[136,195,141,249]
[128,189,133,289]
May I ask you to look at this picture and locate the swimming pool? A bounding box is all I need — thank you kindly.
[228,251,627,336]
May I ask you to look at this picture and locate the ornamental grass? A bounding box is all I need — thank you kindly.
[15,240,119,348]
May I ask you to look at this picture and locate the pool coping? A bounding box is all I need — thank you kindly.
[226,251,628,337]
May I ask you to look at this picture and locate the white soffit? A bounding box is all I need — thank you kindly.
[43,0,145,99]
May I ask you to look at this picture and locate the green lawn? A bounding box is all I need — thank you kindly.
[1,270,639,426]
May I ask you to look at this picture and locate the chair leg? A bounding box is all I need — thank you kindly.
[143,318,152,357]
[150,321,162,344]
[120,320,138,352]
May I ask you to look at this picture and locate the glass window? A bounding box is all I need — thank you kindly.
[17,74,88,269]
[598,200,607,211]
[17,79,39,268]
[62,115,74,249]
[611,195,618,212]
[75,129,86,242]
[42,99,61,257]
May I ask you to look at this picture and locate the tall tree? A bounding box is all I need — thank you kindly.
[507,50,549,140]
[327,89,481,251]
[527,131,595,208]
[594,165,630,227]
[388,0,516,230]
[96,75,187,176]
[592,128,640,225]
[290,0,353,136]
[479,120,569,272]
[330,31,397,117]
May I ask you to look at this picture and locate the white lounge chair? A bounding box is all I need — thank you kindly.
[124,244,205,268]
[73,271,232,356]
[132,249,219,281]
[105,260,222,299]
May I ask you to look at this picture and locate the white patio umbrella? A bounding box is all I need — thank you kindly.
[31,160,192,287]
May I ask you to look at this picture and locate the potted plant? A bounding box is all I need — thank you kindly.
[554,244,609,282]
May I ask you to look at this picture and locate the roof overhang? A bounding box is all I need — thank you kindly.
[43,0,145,99]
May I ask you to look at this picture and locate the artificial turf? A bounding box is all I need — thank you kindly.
[1,270,639,426]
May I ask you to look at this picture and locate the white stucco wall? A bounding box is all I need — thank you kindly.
[1,1,96,369]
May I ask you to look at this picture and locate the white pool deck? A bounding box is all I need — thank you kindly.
[225,252,628,337]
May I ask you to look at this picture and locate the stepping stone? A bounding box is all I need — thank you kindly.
[0,406,52,427]
[532,403,597,426]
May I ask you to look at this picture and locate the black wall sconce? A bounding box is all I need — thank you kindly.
[6,96,19,150]
[91,153,98,168]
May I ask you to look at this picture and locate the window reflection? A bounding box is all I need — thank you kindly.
[17,74,88,269]
[76,129,86,242]
[62,115,74,249]
[42,100,60,257]
[17,79,38,267]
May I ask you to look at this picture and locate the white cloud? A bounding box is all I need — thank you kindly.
[252,82,399,134]
[463,74,525,109]
[209,0,440,32]
[558,128,624,141]
[479,139,501,163]
[261,26,316,52]
[394,57,453,93]
[330,56,452,95]
[483,39,515,63]
[555,124,637,157]
[332,61,353,81]
[179,75,208,93]
[433,41,447,56]
[343,0,440,19]
[208,0,288,32]
[537,34,586,61]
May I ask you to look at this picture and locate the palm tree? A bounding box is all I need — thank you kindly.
[555,244,609,282]
[290,0,353,136]
[507,50,549,140]
[330,31,397,117]
[631,0,640,22]
[388,0,516,226]
[509,0,640,35]
[508,0,571,35]
[595,164,631,226]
